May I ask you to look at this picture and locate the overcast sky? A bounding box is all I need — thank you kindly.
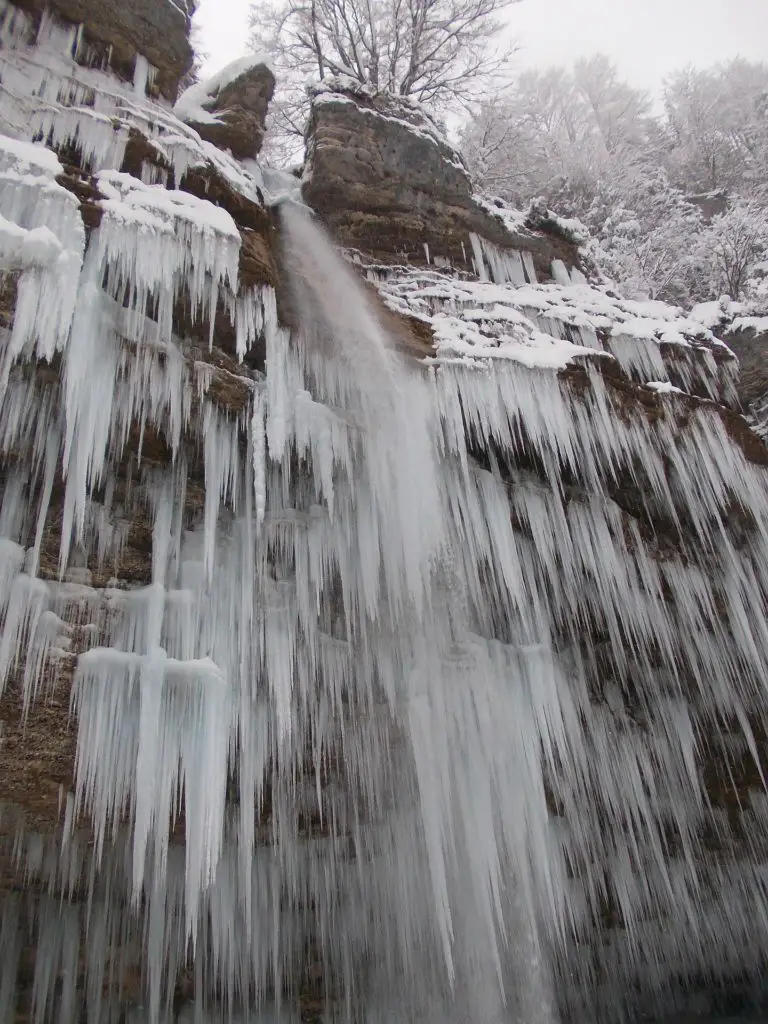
[195,0,768,93]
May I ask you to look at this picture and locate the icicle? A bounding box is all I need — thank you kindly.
[30,103,130,171]
[133,54,150,98]
[3,35,768,1021]
[95,171,241,347]
[251,382,267,527]
[549,258,569,285]
[0,136,84,373]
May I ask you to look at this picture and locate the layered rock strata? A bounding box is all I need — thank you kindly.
[302,77,585,279]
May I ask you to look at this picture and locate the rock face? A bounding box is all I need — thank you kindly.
[724,321,768,433]
[302,78,583,279]
[10,0,194,100]
[688,189,729,221]
[688,303,768,436]
[2,8,768,1024]
[174,56,276,159]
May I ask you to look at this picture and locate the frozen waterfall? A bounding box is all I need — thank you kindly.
[2,24,768,1020]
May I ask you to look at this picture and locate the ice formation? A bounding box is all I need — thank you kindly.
[1,4,768,1023]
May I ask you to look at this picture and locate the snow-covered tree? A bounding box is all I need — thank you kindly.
[572,55,652,157]
[458,54,768,307]
[662,60,768,197]
[459,57,652,214]
[250,0,518,156]
[586,171,705,303]
[695,201,768,299]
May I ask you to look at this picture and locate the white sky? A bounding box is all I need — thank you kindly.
[195,0,768,93]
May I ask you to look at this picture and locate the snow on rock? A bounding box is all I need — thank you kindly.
[174,53,275,126]
[173,54,275,159]
[0,8,266,202]
[0,133,64,177]
[690,299,733,329]
[303,78,566,273]
[732,314,768,334]
[95,170,241,346]
[309,74,454,153]
[645,380,686,395]
[703,300,768,438]
[368,258,737,401]
[0,134,84,368]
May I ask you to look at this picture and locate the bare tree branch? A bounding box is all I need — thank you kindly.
[250,0,520,158]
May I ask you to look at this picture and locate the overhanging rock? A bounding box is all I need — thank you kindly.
[8,0,194,101]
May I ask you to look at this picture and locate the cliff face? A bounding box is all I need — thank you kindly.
[2,7,768,1024]
[724,320,768,435]
[302,77,584,279]
[5,0,194,100]
[687,301,768,437]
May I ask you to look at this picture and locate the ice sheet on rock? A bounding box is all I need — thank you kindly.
[31,103,130,171]
[133,55,156,99]
[73,646,231,934]
[370,258,737,397]
[429,314,604,370]
[0,15,267,208]
[470,231,534,286]
[0,133,84,372]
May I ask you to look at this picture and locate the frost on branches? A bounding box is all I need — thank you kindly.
[459,55,768,308]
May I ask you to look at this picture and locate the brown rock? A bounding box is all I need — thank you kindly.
[13,0,194,101]
[302,80,583,280]
[121,127,172,181]
[55,162,104,230]
[180,61,276,159]
[724,324,768,412]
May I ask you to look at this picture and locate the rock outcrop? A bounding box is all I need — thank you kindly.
[688,301,768,435]
[723,319,768,433]
[174,55,276,159]
[8,0,194,100]
[302,78,584,279]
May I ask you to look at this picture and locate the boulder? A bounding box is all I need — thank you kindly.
[302,78,583,279]
[174,56,276,160]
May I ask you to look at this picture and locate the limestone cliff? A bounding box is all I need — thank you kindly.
[5,0,194,99]
[302,77,585,279]
[688,300,768,437]
[1,6,768,1024]
[723,319,768,436]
